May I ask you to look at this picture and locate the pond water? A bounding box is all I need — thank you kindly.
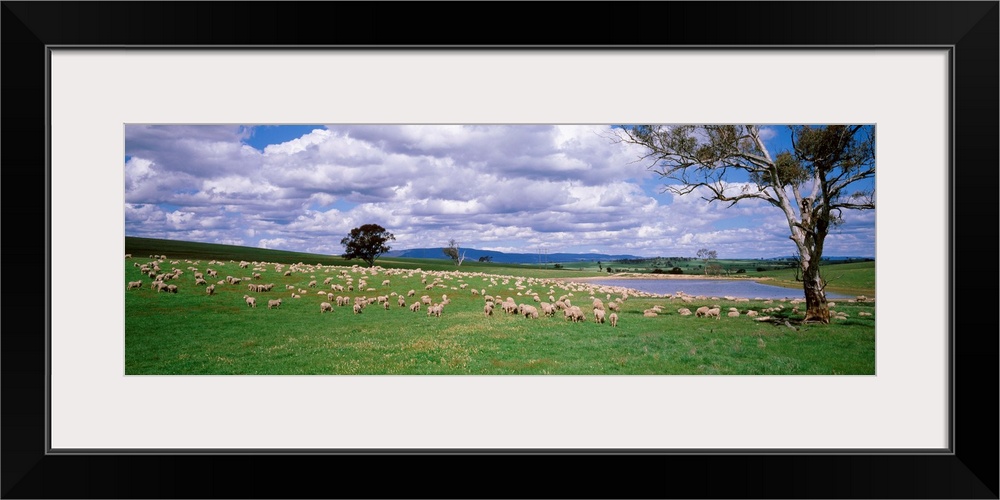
[581,278,855,300]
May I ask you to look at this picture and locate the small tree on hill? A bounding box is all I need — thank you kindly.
[443,239,467,266]
[340,224,395,267]
[696,248,718,275]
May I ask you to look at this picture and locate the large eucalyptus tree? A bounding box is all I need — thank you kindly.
[615,125,875,323]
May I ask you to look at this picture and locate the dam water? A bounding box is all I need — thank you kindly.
[581,278,855,300]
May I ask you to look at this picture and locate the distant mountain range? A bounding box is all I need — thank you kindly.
[384,247,643,264]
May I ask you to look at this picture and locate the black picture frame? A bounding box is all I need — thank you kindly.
[3,2,997,498]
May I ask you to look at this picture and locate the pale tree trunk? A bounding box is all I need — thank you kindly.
[793,213,831,324]
[800,254,830,323]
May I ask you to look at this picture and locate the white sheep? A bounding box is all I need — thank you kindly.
[539,302,555,317]
[677,308,692,316]
[483,303,494,317]
[353,303,363,314]
[609,312,618,327]
[706,307,721,320]
[521,304,539,319]
[243,295,257,308]
[594,308,606,324]
[267,299,282,309]
[206,284,215,295]
[320,302,333,313]
[694,306,711,318]
[410,302,421,312]
[127,280,143,290]
[564,306,585,322]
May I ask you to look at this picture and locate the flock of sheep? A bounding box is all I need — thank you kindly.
[126,254,873,330]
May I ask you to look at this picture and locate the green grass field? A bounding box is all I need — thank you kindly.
[125,237,876,375]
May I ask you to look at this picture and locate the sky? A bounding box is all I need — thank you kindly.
[124,124,876,259]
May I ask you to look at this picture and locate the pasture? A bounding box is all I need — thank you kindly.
[124,240,876,375]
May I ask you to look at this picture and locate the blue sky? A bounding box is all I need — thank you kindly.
[124,124,876,259]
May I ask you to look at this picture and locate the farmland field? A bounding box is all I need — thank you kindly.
[125,238,876,375]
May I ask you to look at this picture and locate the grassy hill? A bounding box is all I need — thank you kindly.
[123,236,876,375]
[125,236,608,278]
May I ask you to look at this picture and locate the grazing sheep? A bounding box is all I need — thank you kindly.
[706,307,721,320]
[594,309,606,324]
[677,308,692,316]
[243,295,257,308]
[267,299,282,309]
[398,296,406,307]
[609,312,618,327]
[206,284,215,295]
[353,303,363,314]
[521,304,539,319]
[427,304,443,317]
[421,295,433,305]
[643,311,658,318]
[502,300,518,315]
[695,306,711,318]
[540,302,555,317]
[320,302,333,313]
[727,311,740,317]
[384,301,390,310]
[858,311,873,317]
[484,303,494,317]
[410,302,421,312]
[291,293,300,299]
[382,280,391,287]
[407,289,416,297]
[746,310,759,317]
[127,280,143,290]
[564,306,585,322]
[195,278,207,286]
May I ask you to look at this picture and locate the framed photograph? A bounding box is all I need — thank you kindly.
[5,1,996,498]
